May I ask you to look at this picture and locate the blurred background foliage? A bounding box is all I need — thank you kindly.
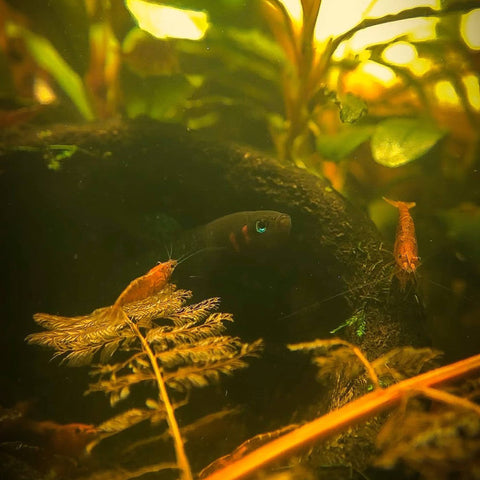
[1,0,480,358]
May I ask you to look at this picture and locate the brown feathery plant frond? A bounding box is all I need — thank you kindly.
[288,338,381,388]
[27,260,263,480]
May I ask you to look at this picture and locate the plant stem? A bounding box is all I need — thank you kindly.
[126,315,193,480]
[341,340,380,388]
[418,386,480,416]
[203,353,480,480]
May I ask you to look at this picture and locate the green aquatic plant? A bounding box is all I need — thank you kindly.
[330,307,367,337]
[316,117,446,167]
[258,0,476,166]
[12,144,84,171]
[2,0,477,171]
[27,262,263,480]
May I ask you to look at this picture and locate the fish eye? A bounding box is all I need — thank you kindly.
[256,220,267,233]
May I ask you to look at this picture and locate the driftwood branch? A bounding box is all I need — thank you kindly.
[1,118,427,353]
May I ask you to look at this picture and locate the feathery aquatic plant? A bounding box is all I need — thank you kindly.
[27,261,263,480]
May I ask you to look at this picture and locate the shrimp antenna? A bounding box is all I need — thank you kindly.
[163,242,173,261]
[279,269,393,322]
[176,246,227,265]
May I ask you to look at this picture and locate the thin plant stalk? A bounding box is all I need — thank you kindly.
[125,314,193,480]
[203,353,480,480]
[331,339,380,388]
[418,386,480,416]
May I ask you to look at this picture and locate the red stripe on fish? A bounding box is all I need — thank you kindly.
[229,232,240,252]
[241,224,251,244]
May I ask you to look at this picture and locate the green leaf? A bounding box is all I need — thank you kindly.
[176,26,285,84]
[122,28,179,77]
[316,126,375,161]
[338,93,368,124]
[125,74,196,120]
[224,28,286,65]
[125,0,209,40]
[7,23,94,121]
[371,117,446,168]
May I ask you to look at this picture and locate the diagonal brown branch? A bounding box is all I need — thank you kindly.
[417,386,480,416]
[203,353,480,480]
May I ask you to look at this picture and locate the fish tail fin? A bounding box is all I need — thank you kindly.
[383,197,416,209]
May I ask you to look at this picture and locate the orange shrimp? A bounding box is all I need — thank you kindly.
[114,259,177,307]
[383,197,419,289]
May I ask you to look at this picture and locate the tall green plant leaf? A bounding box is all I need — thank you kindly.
[7,23,94,121]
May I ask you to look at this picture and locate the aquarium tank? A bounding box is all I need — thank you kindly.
[1,1,480,479]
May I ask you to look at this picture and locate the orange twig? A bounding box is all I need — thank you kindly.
[417,386,480,416]
[338,339,380,389]
[203,353,480,480]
